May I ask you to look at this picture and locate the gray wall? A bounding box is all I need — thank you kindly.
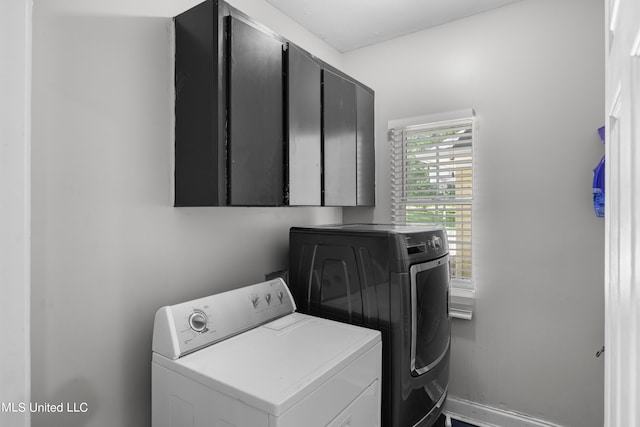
[30,1,341,426]
[343,0,605,425]
[1,1,31,427]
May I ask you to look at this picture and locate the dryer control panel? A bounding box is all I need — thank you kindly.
[152,278,296,359]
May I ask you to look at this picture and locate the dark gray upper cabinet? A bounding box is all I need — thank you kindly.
[173,0,375,207]
[227,17,284,206]
[356,86,375,206]
[174,0,226,206]
[323,69,357,206]
[287,44,322,206]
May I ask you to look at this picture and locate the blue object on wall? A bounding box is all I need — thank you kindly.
[593,156,605,217]
[598,125,605,144]
[593,126,605,217]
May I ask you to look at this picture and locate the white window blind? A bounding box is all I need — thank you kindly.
[390,116,473,283]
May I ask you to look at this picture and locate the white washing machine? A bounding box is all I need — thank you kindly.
[152,278,382,427]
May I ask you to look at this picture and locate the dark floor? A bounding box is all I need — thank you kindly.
[433,414,477,427]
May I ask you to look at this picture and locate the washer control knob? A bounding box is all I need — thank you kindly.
[277,291,284,304]
[188,311,208,333]
[265,293,272,305]
[251,295,260,308]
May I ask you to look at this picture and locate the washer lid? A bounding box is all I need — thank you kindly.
[153,313,380,416]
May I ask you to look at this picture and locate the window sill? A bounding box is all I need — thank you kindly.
[449,284,475,320]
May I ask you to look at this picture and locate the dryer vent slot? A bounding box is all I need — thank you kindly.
[407,244,426,254]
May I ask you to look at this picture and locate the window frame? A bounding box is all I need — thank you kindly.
[389,109,475,319]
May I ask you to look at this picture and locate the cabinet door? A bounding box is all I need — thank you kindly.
[356,85,375,206]
[287,45,321,206]
[174,0,226,206]
[227,17,284,206]
[323,69,357,206]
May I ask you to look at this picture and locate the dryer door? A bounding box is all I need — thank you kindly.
[410,256,450,376]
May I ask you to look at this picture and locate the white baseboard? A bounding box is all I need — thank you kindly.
[444,396,565,427]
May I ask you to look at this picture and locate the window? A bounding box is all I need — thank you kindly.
[389,111,474,286]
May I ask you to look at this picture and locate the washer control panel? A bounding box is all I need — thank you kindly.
[152,278,296,359]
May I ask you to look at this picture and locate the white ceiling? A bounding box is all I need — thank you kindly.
[265,0,524,52]
[37,0,523,50]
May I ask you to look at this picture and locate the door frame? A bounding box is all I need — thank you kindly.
[604,0,640,425]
